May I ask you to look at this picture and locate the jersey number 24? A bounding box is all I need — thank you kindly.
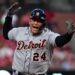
[33,52,47,61]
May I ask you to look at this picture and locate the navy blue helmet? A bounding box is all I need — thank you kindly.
[30,8,46,22]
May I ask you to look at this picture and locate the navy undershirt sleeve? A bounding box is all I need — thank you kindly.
[3,15,12,39]
[55,32,74,47]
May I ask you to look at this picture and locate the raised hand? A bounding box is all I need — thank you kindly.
[7,2,22,15]
[65,19,75,34]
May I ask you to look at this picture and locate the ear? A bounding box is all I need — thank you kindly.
[29,19,31,25]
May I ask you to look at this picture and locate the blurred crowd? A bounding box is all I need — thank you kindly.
[0,0,75,72]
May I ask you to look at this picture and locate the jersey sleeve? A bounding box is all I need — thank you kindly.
[8,28,18,40]
[48,31,60,46]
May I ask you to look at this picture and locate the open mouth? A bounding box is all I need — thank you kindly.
[32,26,39,29]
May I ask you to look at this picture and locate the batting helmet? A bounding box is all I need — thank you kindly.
[30,8,46,22]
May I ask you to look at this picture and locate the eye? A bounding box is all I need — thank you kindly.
[32,18,43,23]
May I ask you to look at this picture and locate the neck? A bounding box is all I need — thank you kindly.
[32,31,42,36]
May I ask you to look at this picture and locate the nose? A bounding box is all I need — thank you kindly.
[34,21,38,24]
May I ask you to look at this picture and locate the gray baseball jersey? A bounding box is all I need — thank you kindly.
[8,27,59,74]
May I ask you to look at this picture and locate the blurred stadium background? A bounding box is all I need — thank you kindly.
[0,0,75,75]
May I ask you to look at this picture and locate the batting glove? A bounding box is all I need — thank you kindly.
[65,19,75,34]
[7,2,22,15]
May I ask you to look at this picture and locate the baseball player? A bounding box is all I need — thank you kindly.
[3,2,75,75]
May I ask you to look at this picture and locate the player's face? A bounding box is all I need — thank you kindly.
[29,19,43,34]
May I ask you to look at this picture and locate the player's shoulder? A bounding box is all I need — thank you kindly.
[11,27,28,32]
[43,27,51,33]
[14,27,28,30]
[43,27,60,36]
